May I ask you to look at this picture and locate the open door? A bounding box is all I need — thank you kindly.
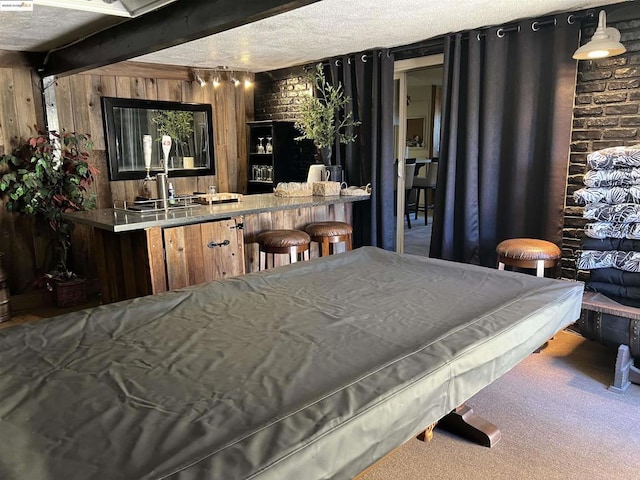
[393,55,444,254]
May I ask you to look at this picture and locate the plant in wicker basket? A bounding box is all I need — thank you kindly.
[0,130,97,305]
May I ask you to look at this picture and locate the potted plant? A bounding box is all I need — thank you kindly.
[0,130,97,307]
[295,63,360,166]
[152,110,195,167]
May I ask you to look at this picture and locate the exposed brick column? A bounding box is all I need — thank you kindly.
[254,66,312,122]
[563,17,640,280]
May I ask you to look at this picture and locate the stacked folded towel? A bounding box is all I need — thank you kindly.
[575,145,640,307]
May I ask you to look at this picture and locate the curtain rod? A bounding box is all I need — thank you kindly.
[390,8,595,53]
[303,48,395,70]
[444,7,600,43]
[303,7,601,66]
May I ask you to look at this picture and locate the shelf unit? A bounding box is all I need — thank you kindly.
[247,120,315,194]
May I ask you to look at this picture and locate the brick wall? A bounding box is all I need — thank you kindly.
[563,17,640,279]
[254,66,312,121]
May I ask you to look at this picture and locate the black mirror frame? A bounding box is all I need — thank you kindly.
[101,96,216,181]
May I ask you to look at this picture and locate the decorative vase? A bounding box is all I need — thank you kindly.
[319,146,332,166]
[324,165,343,183]
[0,252,10,323]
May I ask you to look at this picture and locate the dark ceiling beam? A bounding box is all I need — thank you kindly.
[37,0,320,78]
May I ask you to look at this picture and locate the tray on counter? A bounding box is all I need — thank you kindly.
[113,193,241,215]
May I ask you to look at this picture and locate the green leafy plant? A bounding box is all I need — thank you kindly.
[0,130,96,282]
[152,110,194,157]
[295,63,360,165]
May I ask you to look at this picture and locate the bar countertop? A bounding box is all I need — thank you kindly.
[63,193,370,233]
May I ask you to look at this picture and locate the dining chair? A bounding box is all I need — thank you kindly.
[412,161,438,223]
[395,161,417,229]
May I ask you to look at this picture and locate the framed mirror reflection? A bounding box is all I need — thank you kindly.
[102,97,215,180]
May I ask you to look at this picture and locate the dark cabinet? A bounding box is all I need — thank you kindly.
[247,120,315,194]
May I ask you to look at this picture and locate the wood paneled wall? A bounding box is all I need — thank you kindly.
[0,62,46,294]
[0,57,253,294]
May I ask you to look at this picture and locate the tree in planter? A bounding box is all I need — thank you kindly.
[0,131,96,287]
[151,110,194,159]
[295,63,360,166]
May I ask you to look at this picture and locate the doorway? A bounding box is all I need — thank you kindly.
[393,55,444,256]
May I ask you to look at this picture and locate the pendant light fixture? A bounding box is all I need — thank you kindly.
[573,10,626,60]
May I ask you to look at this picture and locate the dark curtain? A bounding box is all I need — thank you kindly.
[430,14,579,266]
[323,50,395,249]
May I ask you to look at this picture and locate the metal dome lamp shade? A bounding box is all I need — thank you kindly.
[573,10,626,60]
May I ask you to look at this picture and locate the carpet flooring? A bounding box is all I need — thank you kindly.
[403,211,432,257]
[357,330,640,480]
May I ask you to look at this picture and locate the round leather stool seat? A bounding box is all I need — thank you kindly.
[257,229,310,249]
[496,238,561,277]
[257,229,310,269]
[305,221,353,257]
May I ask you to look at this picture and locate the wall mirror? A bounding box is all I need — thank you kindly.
[102,97,215,180]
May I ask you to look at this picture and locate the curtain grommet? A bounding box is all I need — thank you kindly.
[361,54,368,62]
[496,28,505,38]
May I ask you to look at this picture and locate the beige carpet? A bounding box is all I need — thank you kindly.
[357,330,640,480]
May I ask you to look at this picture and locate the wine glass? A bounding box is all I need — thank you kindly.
[266,136,273,154]
[257,137,265,154]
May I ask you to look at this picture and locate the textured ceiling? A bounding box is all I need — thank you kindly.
[0,0,628,72]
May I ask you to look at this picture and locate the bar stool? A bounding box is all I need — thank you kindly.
[257,229,310,270]
[305,221,353,257]
[496,238,561,278]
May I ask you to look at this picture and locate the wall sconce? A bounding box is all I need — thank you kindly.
[212,76,220,88]
[573,10,626,60]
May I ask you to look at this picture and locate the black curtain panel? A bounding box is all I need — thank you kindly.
[430,14,579,266]
[324,50,395,249]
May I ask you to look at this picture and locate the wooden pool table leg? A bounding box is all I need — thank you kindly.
[434,404,502,447]
[417,422,436,442]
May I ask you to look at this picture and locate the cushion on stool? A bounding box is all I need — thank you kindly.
[496,238,561,261]
[305,221,353,238]
[257,230,310,248]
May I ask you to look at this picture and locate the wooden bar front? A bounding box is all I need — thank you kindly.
[92,202,353,303]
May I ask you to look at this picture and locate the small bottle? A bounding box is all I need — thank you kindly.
[168,182,176,205]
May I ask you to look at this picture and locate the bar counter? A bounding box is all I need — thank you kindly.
[65,193,369,303]
[65,193,369,233]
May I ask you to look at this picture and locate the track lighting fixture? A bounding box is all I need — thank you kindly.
[194,72,206,87]
[189,67,254,89]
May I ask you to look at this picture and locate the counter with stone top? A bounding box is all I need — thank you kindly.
[65,193,369,303]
